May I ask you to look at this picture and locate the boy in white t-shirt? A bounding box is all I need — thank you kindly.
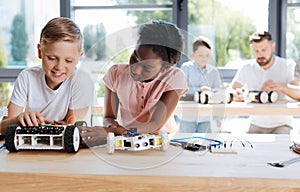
[230,31,300,134]
[0,17,96,135]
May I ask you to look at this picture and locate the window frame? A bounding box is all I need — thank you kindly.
[0,0,289,82]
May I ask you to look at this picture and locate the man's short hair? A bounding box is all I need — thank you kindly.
[249,31,272,43]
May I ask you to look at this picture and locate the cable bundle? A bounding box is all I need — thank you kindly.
[171,135,253,153]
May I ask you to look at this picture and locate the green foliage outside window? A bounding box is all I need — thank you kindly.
[83,25,96,58]
[124,0,171,25]
[10,14,28,66]
[83,23,106,61]
[287,7,300,62]
[95,0,259,97]
[124,0,256,66]
[0,30,10,106]
[188,0,255,66]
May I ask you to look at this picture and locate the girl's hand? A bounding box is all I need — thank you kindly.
[104,125,128,136]
[79,126,108,147]
[79,125,129,147]
[103,118,121,129]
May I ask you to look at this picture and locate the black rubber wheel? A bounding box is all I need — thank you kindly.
[194,91,201,103]
[258,91,268,103]
[227,93,234,104]
[200,93,209,104]
[5,124,19,152]
[74,121,87,127]
[268,91,278,103]
[0,135,5,140]
[64,126,80,153]
[74,121,87,148]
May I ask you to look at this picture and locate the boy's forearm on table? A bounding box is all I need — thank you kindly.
[0,116,19,135]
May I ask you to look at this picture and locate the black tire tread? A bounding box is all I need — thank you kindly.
[64,126,77,153]
[203,94,209,104]
[74,121,87,127]
[5,124,18,152]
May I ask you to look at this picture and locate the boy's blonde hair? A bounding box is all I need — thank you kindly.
[39,17,83,51]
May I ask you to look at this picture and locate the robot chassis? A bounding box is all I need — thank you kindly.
[243,90,278,103]
[194,89,278,104]
[106,128,169,154]
[5,121,86,153]
[5,122,170,154]
[194,89,234,104]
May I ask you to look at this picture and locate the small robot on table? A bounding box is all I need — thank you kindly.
[243,90,278,103]
[5,121,86,153]
[194,89,278,104]
[106,128,169,154]
[194,89,234,104]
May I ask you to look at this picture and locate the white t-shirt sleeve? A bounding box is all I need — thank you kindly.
[10,69,29,107]
[69,69,97,110]
[287,59,296,83]
[231,65,249,86]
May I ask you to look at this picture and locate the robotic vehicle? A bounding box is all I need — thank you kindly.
[194,89,234,104]
[5,121,86,153]
[106,128,169,154]
[244,90,278,103]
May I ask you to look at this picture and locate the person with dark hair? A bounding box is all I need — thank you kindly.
[249,31,272,43]
[177,36,222,133]
[79,20,188,146]
[230,31,300,134]
[0,17,96,135]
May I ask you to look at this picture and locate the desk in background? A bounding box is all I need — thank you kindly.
[92,100,300,116]
[176,100,300,116]
[0,134,300,191]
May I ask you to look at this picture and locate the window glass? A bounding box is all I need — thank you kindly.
[72,1,172,97]
[73,0,172,6]
[288,0,300,3]
[72,0,270,97]
[287,6,300,64]
[0,0,60,69]
[187,0,269,68]
[0,0,59,103]
[0,82,11,106]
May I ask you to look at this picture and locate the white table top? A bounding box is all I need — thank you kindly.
[1,133,300,191]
